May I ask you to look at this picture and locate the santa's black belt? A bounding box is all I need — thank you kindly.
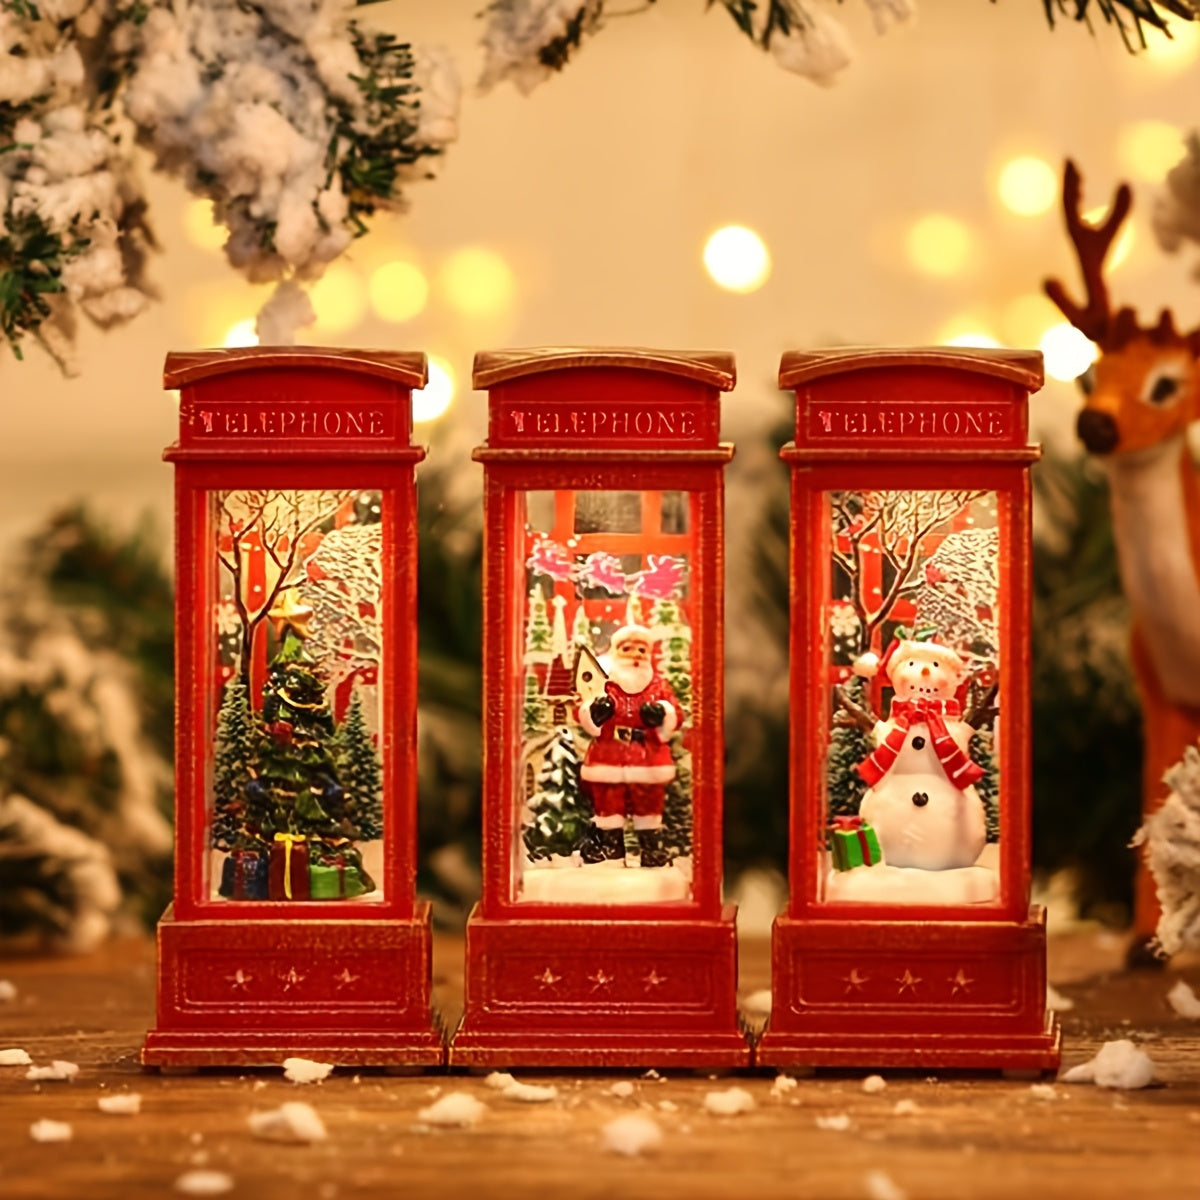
[614,727,646,744]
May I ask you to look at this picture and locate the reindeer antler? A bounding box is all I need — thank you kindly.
[1043,159,1133,349]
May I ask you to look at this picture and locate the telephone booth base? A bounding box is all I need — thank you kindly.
[755,907,1061,1073]
[449,903,752,1068]
[141,902,444,1068]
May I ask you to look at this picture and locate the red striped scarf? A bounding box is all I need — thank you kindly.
[856,697,984,791]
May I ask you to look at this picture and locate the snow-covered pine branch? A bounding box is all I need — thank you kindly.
[1141,743,1200,956]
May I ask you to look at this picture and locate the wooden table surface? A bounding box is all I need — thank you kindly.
[2,933,1199,1200]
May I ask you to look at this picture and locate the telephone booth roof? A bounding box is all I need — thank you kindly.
[474,346,736,391]
[778,346,1043,391]
[165,346,428,390]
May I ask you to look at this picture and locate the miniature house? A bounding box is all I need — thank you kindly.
[756,347,1061,1072]
[143,347,442,1068]
[451,347,751,1068]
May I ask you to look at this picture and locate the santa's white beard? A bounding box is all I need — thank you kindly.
[607,659,653,696]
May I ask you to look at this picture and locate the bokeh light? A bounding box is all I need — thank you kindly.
[310,264,368,335]
[702,225,771,293]
[439,247,515,317]
[223,319,258,348]
[1002,293,1061,349]
[369,261,429,323]
[934,315,1001,348]
[997,155,1058,217]
[1040,322,1098,382]
[905,214,972,277]
[413,355,455,423]
[1117,120,1184,182]
[182,199,226,252]
[1143,18,1200,71]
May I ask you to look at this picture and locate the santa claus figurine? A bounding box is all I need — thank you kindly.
[577,624,681,868]
[852,635,987,872]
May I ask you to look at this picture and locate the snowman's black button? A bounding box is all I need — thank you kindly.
[911,792,929,807]
[912,735,926,750]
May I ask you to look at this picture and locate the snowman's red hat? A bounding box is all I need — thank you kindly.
[853,630,963,682]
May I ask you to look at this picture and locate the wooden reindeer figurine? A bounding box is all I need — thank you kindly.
[1044,159,1200,956]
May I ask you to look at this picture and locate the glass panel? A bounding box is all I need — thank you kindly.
[517,489,695,905]
[822,488,1001,906]
[209,489,386,903]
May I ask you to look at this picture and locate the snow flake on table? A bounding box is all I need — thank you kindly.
[895,968,921,996]
[415,1092,487,1129]
[283,1058,334,1085]
[30,1118,73,1143]
[1061,1039,1157,1090]
[601,1112,662,1156]
[248,1101,328,1143]
[174,1170,235,1196]
[948,968,974,996]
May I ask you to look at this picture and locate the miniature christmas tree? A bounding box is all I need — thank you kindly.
[660,740,693,862]
[652,596,692,719]
[523,727,590,861]
[571,604,594,652]
[211,675,257,853]
[337,689,384,842]
[826,675,871,824]
[524,585,554,664]
[970,726,1000,843]
[522,672,548,739]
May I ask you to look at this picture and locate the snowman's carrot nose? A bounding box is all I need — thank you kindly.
[920,665,930,676]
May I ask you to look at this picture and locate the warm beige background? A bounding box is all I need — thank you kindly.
[2,0,1198,548]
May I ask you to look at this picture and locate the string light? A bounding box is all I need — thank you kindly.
[997,155,1058,217]
[1142,18,1200,71]
[222,319,258,348]
[413,355,455,423]
[1002,293,1060,349]
[310,263,368,334]
[1117,120,1184,182]
[934,315,1001,348]
[702,225,771,293]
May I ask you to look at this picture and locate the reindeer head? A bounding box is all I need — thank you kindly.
[1044,159,1200,457]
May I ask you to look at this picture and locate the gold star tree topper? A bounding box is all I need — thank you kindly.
[267,588,314,639]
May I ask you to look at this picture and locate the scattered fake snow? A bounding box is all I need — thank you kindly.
[1167,980,1200,1019]
[864,1169,908,1200]
[770,1074,798,1097]
[248,1101,328,1143]
[485,1072,558,1103]
[283,1057,334,1084]
[1029,1084,1058,1101]
[704,1087,755,1117]
[0,1048,33,1065]
[602,1113,663,1156]
[657,1100,678,1113]
[30,1119,73,1142]
[175,1170,235,1196]
[643,1069,662,1081]
[892,1099,920,1115]
[26,1060,79,1081]
[862,1075,887,1094]
[416,1093,487,1128]
[816,1113,852,1131]
[608,1081,636,1099]
[0,980,16,1002]
[741,989,772,1016]
[1061,1040,1157,1090]
[98,1093,142,1115]
[1046,985,1075,1013]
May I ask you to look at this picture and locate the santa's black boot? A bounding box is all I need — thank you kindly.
[579,826,626,864]
[636,828,670,869]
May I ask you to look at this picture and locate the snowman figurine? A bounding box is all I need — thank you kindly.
[854,636,986,872]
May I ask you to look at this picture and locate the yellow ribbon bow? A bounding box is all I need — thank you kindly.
[273,832,307,900]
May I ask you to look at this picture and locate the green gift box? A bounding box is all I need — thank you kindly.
[309,858,371,899]
[830,816,882,872]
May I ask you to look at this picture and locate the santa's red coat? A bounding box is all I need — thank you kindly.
[579,677,678,784]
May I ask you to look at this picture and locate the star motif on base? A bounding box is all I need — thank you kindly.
[281,966,306,993]
[948,968,974,997]
[896,968,921,996]
[643,968,666,991]
[588,969,614,992]
[536,967,562,990]
[843,968,868,994]
[334,968,359,991]
[227,968,252,992]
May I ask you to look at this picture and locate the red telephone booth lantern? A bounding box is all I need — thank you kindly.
[451,347,751,1068]
[143,347,442,1068]
[757,347,1061,1073]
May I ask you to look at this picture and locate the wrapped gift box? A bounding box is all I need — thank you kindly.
[830,815,882,872]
